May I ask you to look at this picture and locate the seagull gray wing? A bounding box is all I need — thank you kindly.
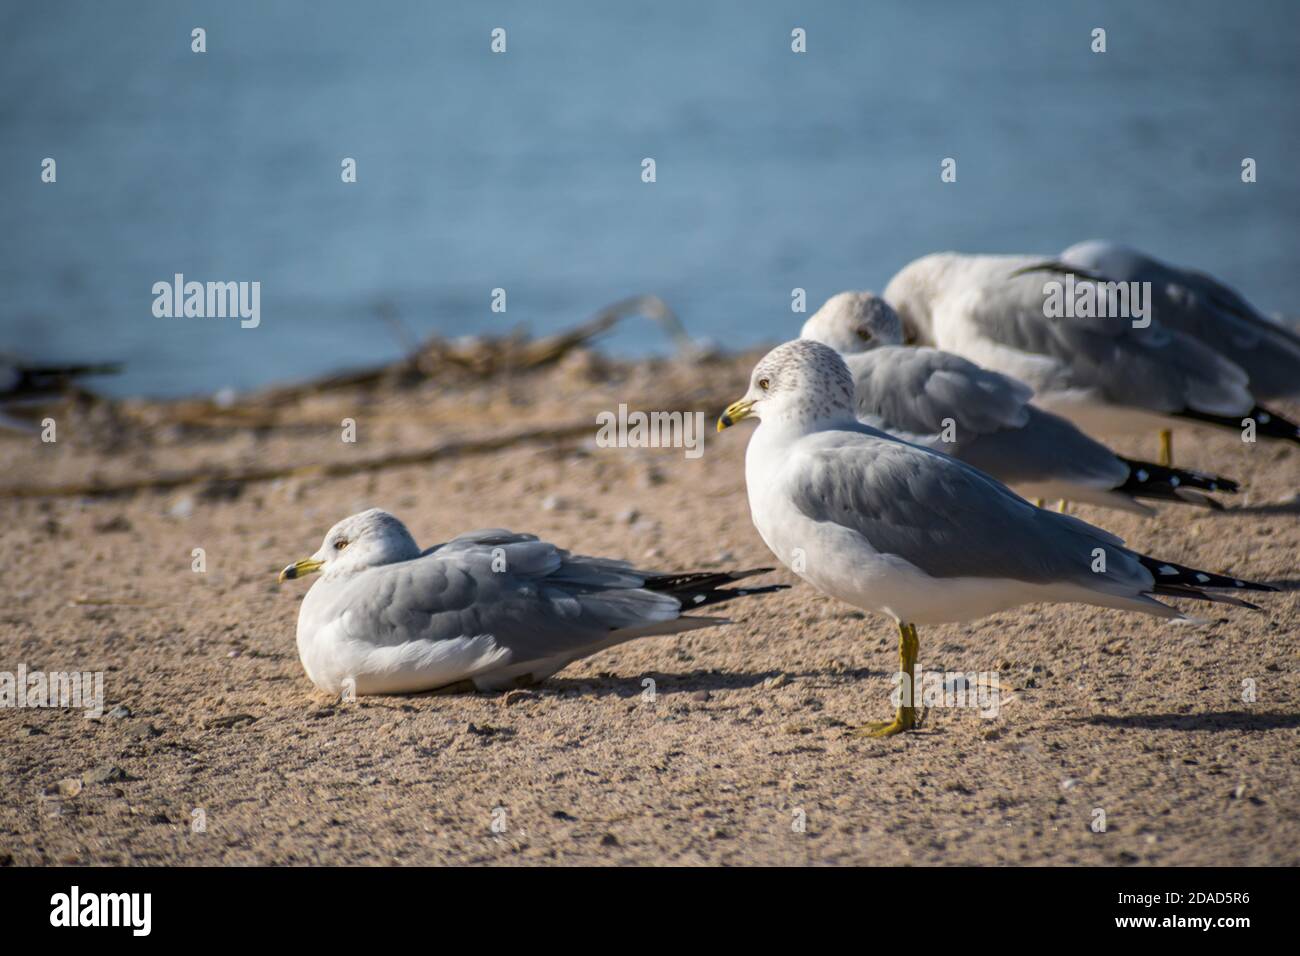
[958,405,1129,488]
[947,270,1253,416]
[318,530,689,670]
[846,347,1128,489]
[844,346,1033,439]
[786,428,1144,588]
[1060,240,1300,400]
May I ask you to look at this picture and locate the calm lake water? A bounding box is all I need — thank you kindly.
[2,0,1297,396]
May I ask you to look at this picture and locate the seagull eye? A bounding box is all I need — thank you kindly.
[334,539,349,551]
[758,377,771,391]
[856,328,872,342]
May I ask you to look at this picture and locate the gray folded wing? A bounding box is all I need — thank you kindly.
[846,346,1129,488]
[788,428,1146,588]
[950,269,1253,416]
[321,530,685,667]
[844,346,1032,438]
[1060,240,1300,399]
[959,404,1129,488]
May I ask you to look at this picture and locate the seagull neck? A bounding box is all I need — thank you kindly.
[318,563,362,582]
[762,406,858,437]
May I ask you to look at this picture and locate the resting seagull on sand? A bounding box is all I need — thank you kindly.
[1033,241,1300,402]
[278,509,784,695]
[799,291,1238,514]
[717,340,1273,737]
[883,252,1300,467]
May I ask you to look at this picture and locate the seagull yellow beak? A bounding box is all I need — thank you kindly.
[717,398,756,432]
[278,558,324,583]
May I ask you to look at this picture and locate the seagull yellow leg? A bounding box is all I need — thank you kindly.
[1158,429,1173,467]
[852,622,919,737]
[1056,500,1068,513]
[1033,498,1045,508]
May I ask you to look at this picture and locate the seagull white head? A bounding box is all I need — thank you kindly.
[718,339,856,432]
[800,291,904,354]
[279,508,421,583]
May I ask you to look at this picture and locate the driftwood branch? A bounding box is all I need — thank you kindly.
[0,295,729,499]
[79,294,693,434]
[254,293,690,404]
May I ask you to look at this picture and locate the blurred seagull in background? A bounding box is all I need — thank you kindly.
[884,253,1300,467]
[1028,241,1300,402]
[800,291,1238,514]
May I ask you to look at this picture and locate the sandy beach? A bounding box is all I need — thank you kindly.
[2,347,1298,866]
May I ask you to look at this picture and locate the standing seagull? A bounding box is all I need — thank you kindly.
[717,340,1273,737]
[799,291,1238,513]
[278,509,784,695]
[883,253,1300,466]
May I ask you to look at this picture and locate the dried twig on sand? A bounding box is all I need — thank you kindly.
[0,295,725,498]
[100,295,693,433]
[259,293,691,403]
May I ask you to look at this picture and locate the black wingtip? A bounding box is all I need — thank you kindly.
[1152,585,1265,611]
[1116,456,1240,498]
[645,566,780,595]
[728,566,776,579]
[1175,404,1300,445]
[680,582,789,612]
[1139,554,1275,594]
[736,584,790,595]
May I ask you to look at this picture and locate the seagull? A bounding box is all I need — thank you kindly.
[800,291,1238,514]
[717,340,1274,737]
[883,252,1300,467]
[278,508,784,696]
[1030,241,1300,401]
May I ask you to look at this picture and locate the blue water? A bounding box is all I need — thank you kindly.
[2,0,1297,396]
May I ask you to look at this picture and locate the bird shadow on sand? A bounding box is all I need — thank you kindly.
[537,667,885,699]
[1222,498,1300,516]
[398,666,886,702]
[1071,711,1300,732]
[1258,578,1300,592]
